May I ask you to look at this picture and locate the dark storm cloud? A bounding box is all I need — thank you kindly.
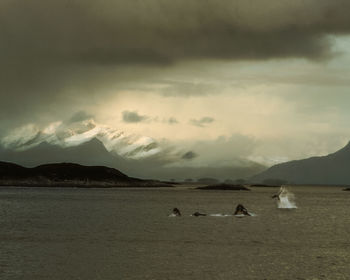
[167,117,178,125]
[121,113,178,125]
[182,151,198,160]
[122,111,149,123]
[3,0,350,67]
[1,0,350,129]
[190,117,215,127]
[68,111,94,124]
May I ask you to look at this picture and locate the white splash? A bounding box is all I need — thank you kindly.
[277,186,297,209]
[209,213,232,217]
[168,213,177,217]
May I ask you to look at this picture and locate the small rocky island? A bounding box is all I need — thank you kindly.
[196,183,250,191]
[0,161,172,188]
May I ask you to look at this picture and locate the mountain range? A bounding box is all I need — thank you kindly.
[251,141,350,185]
[0,138,124,169]
[1,136,350,185]
[0,137,265,181]
[0,119,161,160]
[0,119,266,181]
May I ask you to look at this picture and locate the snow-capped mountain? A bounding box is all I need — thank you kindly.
[0,118,267,181]
[0,119,161,160]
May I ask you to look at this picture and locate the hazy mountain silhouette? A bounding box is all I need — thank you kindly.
[251,141,350,185]
[0,138,125,169]
[0,137,266,181]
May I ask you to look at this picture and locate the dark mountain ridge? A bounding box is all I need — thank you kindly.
[251,141,350,185]
[0,161,171,188]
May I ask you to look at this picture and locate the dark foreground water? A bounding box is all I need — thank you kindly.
[0,186,349,280]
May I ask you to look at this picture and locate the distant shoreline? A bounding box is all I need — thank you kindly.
[0,181,174,189]
[0,183,347,189]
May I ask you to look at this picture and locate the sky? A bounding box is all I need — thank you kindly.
[1,0,350,178]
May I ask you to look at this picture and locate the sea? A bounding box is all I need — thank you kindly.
[0,186,349,280]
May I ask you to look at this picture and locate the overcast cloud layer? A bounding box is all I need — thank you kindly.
[1,1,350,176]
[2,0,350,123]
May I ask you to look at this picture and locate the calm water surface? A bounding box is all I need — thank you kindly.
[0,186,349,280]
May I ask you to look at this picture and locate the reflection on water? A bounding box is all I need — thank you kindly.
[0,186,349,280]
